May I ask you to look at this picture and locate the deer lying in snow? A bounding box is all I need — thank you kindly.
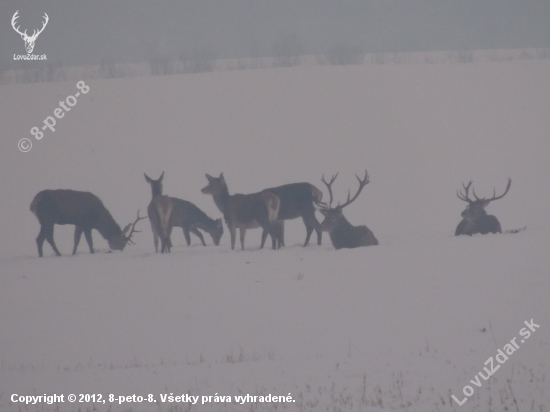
[455,178,511,236]
[319,171,378,249]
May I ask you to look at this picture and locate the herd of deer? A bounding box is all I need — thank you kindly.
[29,171,512,257]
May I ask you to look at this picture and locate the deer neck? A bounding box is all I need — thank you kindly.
[95,209,121,240]
[151,184,162,198]
[212,187,231,215]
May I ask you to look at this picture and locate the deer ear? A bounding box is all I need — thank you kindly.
[205,173,214,181]
[144,173,152,183]
[121,223,132,236]
[481,200,491,208]
[159,171,164,181]
[219,173,225,182]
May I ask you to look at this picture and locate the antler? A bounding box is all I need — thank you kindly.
[338,170,370,209]
[321,173,338,208]
[11,11,26,37]
[456,180,473,203]
[472,178,512,202]
[125,209,147,245]
[30,13,49,40]
[11,11,48,40]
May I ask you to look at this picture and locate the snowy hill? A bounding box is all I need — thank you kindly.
[0,59,549,411]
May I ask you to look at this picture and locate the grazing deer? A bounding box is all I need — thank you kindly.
[201,173,281,250]
[259,183,324,248]
[171,198,224,246]
[145,172,223,250]
[30,189,145,257]
[319,171,378,249]
[455,178,511,236]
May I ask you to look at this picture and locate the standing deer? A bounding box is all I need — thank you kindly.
[145,172,223,251]
[30,189,145,257]
[455,178,511,236]
[201,173,281,250]
[319,171,378,249]
[259,182,324,248]
[144,172,173,253]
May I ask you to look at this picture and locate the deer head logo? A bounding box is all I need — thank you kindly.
[12,10,49,54]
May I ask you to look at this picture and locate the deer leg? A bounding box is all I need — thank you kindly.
[260,228,269,249]
[183,227,192,246]
[150,222,159,253]
[84,229,94,254]
[72,226,83,255]
[270,221,284,249]
[239,228,246,251]
[303,212,322,246]
[229,224,237,250]
[44,224,61,257]
[36,225,48,257]
[190,228,206,246]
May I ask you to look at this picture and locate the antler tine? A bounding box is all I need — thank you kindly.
[339,169,370,209]
[456,180,473,202]
[487,178,512,202]
[11,11,27,36]
[126,209,147,244]
[321,172,338,208]
[36,13,49,36]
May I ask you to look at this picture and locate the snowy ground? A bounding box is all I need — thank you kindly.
[0,58,549,411]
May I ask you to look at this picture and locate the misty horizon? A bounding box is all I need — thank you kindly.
[1,0,549,69]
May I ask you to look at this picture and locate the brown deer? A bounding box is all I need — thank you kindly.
[319,171,378,249]
[30,189,145,257]
[259,182,324,248]
[145,172,223,251]
[201,173,281,250]
[144,172,174,253]
[455,178,511,236]
[170,198,224,246]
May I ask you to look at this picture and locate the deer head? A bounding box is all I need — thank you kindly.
[110,209,147,250]
[457,178,512,221]
[12,11,49,54]
[319,170,370,232]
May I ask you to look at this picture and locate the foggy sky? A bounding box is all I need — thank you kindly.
[1,0,549,68]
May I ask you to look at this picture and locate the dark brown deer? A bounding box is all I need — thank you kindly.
[201,173,281,250]
[259,183,324,248]
[455,178,511,236]
[145,172,223,250]
[30,189,145,257]
[319,171,378,249]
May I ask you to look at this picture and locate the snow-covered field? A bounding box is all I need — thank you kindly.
[0,59,549,411]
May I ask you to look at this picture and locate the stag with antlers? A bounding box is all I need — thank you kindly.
[455,178,512,236]
[30,189,145,257]
[319,170,378,249]
[12,11,49,54]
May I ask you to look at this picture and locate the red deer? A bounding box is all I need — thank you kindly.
[30,189,145,257]
[145,173,223,250]
[144,172,173,253]
[319,171,378,249]
[455,178,511,236]
[259,183,324,248]
[201,173,281,250]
